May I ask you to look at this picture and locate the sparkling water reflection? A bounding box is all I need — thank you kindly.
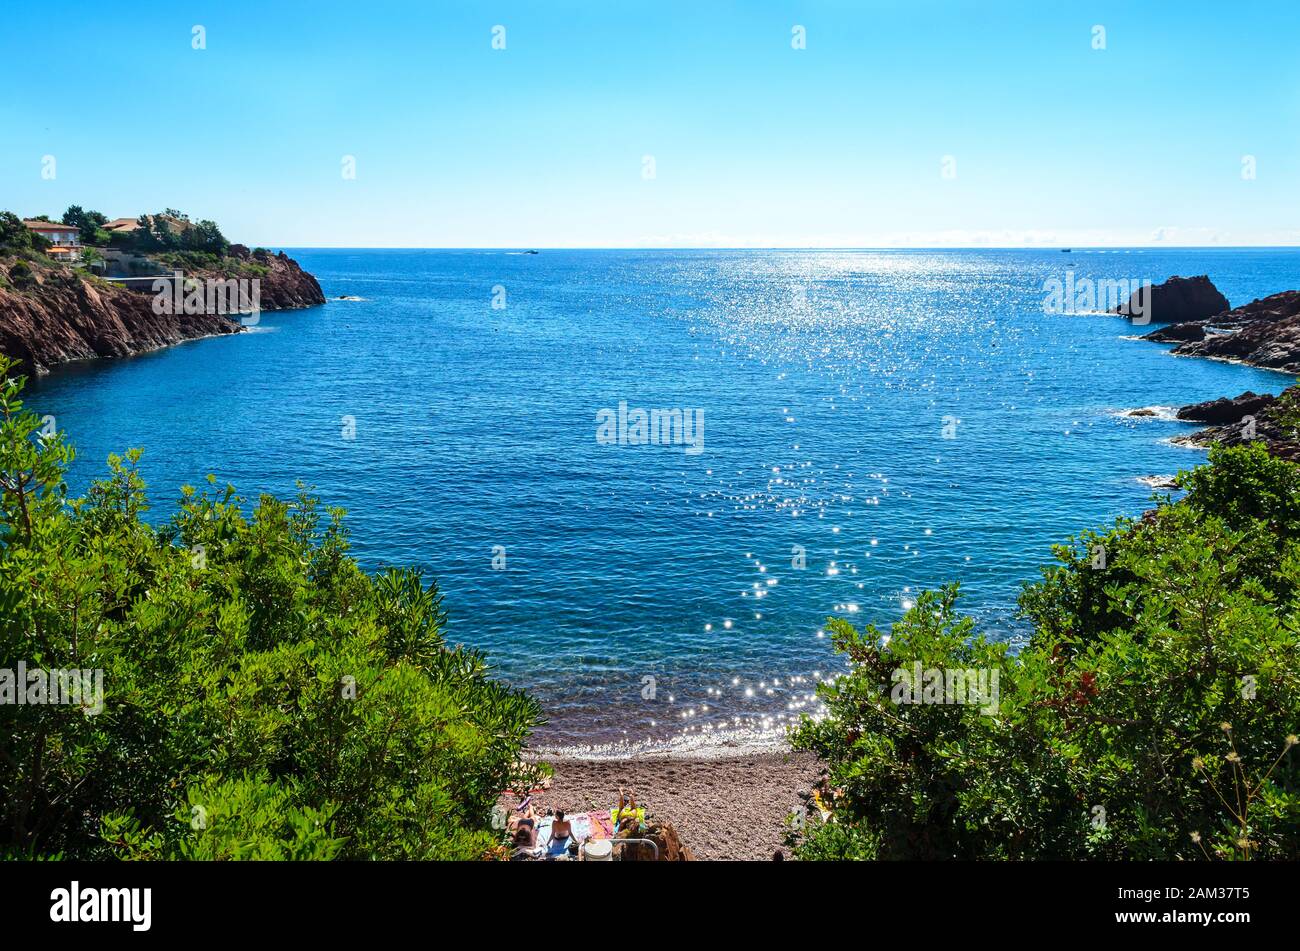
[28,249,1298,751]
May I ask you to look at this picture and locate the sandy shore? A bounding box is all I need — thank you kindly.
[520,751,821,861]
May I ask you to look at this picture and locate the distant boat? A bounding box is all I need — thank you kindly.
[1060,248,1072,252]
[525,249,540,255]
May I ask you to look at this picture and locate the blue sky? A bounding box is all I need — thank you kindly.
[4,0,1298,247]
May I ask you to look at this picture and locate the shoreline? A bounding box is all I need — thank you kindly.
[527,722,799,762]
[517,749,821,861]
[0,240,325,377]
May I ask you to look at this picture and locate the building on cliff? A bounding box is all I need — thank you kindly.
[23,220,82,262]
[103,217,142,234]
[103,214,189,236]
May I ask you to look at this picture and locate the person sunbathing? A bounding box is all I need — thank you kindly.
[540,809,580,858]
[550,810,574,842]
[512,821,538,850]
[507,802,538,832]
[613,788,644,831]
[507,803,541,852]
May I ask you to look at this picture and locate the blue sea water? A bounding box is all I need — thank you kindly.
[27,249,1299,753]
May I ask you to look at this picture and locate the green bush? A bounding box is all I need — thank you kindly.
[61,206,109,246]
[792,442,1300,860]
[101,773,346,861]
[0,212,37,256]
[122,211,228,257]
[7,260,34,288]
[0,357,547,860]
[155,250,222,271]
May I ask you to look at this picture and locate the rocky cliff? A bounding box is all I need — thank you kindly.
[1111,274,1229,324]
[1117,276,1300,462]
[1146,290,1300,373]
[1171,389,1300,461]
[0,248,325,376]
[206,244,326,311]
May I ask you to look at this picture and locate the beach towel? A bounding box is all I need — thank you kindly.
[535,812,607,855]
[586,812,615,839]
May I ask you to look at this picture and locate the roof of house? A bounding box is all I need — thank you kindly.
[23,219,79,232]
[103,215,189,234]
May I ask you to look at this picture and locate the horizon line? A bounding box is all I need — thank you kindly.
[263,244,1300,252]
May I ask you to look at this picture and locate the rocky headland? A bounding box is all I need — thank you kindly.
[1143,289,1300,373]
[1118,274,1300,461]
[0,217,325,377]
[192,244,326,312]
[1171,389,1300,461]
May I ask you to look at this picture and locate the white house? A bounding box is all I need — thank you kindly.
[23,220,82,262]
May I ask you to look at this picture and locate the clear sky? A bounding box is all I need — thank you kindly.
[4,0,1298,248]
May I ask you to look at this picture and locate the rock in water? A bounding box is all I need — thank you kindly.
[1173,385,1300,462]
[1112,275,1229,324]
[1143,321,1206,343]
[1176,391,1277,424]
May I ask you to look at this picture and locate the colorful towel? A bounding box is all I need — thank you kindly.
[536,812,611,851]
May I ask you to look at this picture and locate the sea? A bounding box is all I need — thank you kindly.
[27,248,1299,754]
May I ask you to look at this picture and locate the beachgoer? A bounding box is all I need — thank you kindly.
[507,803,538,833]
[513,822,538,849]
[551,809,573,841]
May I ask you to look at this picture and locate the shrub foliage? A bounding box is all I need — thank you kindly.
[0,357,545,860]
[792,442,1300,860]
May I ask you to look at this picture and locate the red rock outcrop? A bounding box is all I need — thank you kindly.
[0,262,240,376]
[0,249,324,376]
[1167,291,1300,372]
[1112,274,1229,324]
[219,245,326,311]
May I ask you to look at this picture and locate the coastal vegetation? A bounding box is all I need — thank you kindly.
[0,212,49,258]
[0,357,546,860]
[2,206,231,283]
[792,442,1300,860]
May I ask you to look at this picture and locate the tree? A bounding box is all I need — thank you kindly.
[791,443,1300,860]
[0,356,548,860]
[62,206,109,245]
[131,214,158,251]
[150,212,176,250]
[185,219,229,255]
[0,211,36,254]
